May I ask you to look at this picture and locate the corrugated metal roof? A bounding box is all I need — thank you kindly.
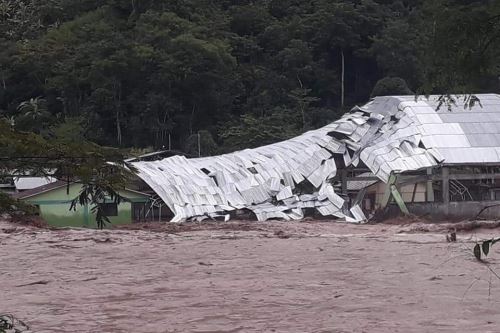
[14,177,57,190]
[133,94,500,223]
[360,94,500,172]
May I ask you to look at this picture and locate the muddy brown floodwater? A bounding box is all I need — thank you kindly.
[1,219,500,333]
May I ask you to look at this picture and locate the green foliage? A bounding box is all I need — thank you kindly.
[219,111,301,152]
[0,191,37,216]
[0,119,133,229]
[0,0,412,151]
[0,0,498,153]
[17,96,47,117]
[184,130,219,157]
[0,0,498,230]
[70,180,126,229]
[371,77,413,97]
[15,96,51,133]
[370,17,426,87]
[418,0,500,95]
[126,146,155,159]
[288,84,320,129]
[49,117,86,143]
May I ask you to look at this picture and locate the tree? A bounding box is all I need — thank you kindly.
[0,119,133,229]
[219,111,300,151]
[1,0,498,154]
[418,0,500,96]
[370,17,426,88]
[371,77,413,97]
[17,96,47,118]
[184,130,218,157]
[15,96,51,133]
[288,82,320,130]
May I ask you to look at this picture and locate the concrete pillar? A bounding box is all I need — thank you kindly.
[442,167,450,204]
[426,168,434,202]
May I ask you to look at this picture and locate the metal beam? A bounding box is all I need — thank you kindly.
[380,173,409,215]
[344,172,500,188]
[397,172,500,186]
[397,175,429,186]
[346,177,380,181]
[390,184,409,215]
[353,187,367,206]
[447,173,500,181]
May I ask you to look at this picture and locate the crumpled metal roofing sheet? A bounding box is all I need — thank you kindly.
[133,123,351,222]
[132,94,500,222]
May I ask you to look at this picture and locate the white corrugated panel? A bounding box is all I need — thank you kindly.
[132,94,500,223]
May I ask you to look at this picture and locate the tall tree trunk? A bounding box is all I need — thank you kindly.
[198,132,201,157]
[114,81,122,146]
[301,102,306,130]
[162,110,170,149]
[341,48,345,108]
[130,0,138,17]
[116,108,122,146]
[297,76,306,130]
[189,103,196,135]
[61,91,68,115]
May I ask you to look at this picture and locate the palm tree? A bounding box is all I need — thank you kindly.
[3,115,15,127]
[17,96,47,119]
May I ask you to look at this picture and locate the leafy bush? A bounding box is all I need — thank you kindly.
[370,77,413,98]
[0,192,38,217]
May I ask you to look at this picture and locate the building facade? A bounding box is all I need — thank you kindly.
[14,182,150,227]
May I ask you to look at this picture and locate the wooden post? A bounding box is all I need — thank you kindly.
[411,183,418,203]
[442,167,450,204]
[426,168,434,202]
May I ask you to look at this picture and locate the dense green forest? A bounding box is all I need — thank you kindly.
[1,0,499,155]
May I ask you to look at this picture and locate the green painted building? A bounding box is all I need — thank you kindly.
[13,182,150,228]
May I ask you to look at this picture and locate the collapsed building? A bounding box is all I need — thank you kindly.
[132,94,500,222]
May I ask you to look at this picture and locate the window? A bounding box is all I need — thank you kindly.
[100,203,118,216]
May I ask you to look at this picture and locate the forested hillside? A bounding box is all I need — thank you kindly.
[1,0,499,154]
